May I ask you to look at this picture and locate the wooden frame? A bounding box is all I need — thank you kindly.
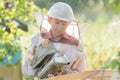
[44,69,120,80]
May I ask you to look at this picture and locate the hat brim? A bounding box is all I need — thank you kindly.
[34,12,80,23]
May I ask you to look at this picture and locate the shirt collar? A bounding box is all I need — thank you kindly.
[44,30,70,40]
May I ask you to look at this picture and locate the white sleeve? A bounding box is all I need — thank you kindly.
[22,33,41,77]
[22,51,38,77]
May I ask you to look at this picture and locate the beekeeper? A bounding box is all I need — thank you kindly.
[22,2,88,80]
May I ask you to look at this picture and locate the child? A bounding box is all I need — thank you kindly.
[22,2,88,80]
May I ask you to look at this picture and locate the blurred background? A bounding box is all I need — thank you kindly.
[0,0,120,80]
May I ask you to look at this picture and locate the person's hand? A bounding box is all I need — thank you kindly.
[41,39,49,47]
[28,46,37,55]
[47,73,55,78]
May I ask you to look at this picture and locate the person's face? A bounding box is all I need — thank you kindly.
[48,17,71,37]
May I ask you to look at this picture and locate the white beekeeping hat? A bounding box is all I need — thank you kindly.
[47,2,75,22]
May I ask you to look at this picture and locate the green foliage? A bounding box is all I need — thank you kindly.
[105,51,120,72]
[0,0,25,63]
[103,0,120,14]
[83,14,120,71]
[0,0,48,80]
[0,0,45,64]
[0,76,3,80]
[23,77,34,80]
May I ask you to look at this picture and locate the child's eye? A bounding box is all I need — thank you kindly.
[62,23,66,25]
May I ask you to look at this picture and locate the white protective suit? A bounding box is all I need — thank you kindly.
[22,33,88,80]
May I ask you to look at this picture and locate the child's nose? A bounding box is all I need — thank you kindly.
[56,24,62,29]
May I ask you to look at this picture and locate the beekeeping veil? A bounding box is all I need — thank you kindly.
[34,2,86,52]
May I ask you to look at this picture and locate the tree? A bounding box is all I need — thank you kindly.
[0,0,41,65]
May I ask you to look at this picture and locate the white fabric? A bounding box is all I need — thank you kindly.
[47,2,75,22]
[22,33,88,80]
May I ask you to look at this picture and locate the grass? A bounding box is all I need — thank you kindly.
[83,15,120,69]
